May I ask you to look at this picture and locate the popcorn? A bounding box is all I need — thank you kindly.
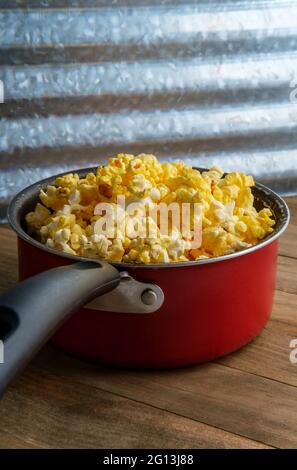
[129,174,152,196]
[108,239,125,262]
[26,203,51,232]
[25,154,275,263]
[166,238,190,260]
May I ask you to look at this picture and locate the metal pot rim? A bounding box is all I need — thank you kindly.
[7,166,290,269]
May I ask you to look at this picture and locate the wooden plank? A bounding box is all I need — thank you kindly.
[272,289,297,325]
[285,197,297,226]
[29,346,297,448]
[277,256,297,295]
[0,430,36,449]
[218,320,297,387]
[0,368,269,449]
[279,223,297,260]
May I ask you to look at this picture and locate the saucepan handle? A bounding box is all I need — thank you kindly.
[0,261,120,396]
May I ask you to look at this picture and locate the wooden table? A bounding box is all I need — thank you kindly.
[0,198,296,449]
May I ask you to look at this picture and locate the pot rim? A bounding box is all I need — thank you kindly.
[7,166,290,269]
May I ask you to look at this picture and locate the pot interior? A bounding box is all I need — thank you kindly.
[8,167,290,268]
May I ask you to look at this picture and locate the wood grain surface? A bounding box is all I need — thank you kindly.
[0,197,296,449]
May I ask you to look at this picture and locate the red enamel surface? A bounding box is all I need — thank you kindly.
[18,237,278,368]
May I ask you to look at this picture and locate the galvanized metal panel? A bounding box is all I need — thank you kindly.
[1,0,297,222]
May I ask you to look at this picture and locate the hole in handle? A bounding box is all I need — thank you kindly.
[0,307,19,341]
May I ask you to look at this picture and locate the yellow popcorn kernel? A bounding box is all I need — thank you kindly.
[57,214,76,229]
[202,227,228,257]
[235,221,248,234]
[227,233,251,252]
[46,238,55,249]
[202,166,224,182]
[129,238,142,250]
[78,183,99,205]
[54,228,71,243]
[158,184,170,200]
[129,157,144,171]
[39,186,69,210]
[212,186,223,202]
[84,225,93,237]
[108,239,125,262]
[55,173,79,189]
[61,243,76,255]
[189,248,201,259]
[243,174,254,187]
[202,215,212,227]
[70,233,80,251]
[258,208,276,227]
[189,248,210,260]
[40,225,48,236]
[162,162,178,180]
[166,238,189,260]
[72,203,96,221]
[129,174,152,195]
[234,207,246,217]
[172,160,185,172]
[85,172,97,185]
[90,234,111,258]
[151,244,170,263]
[149,187,161,202]
[74,216,87,230]
[126,249,138,261]
[162,191,176,204]
[139,249,151,264]
[222,184,240,200]
[223,172,254,189]
[109,156,126,170]
[71,223,83,235]
[25,203,51,231]
[222,172,243,188]
[122,237,131,250]
[210,165,224,177]
[98,182,113,199]
[79,234,89,246]
[250,224,266,239]
[175,187,196,203]
[236,187,254,209]
[222,221,236,234]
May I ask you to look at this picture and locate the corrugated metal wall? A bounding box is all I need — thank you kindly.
[1,0,297,222]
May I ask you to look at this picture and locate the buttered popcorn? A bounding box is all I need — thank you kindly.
[25,154,275,263]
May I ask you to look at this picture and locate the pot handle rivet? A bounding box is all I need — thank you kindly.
[87,272,164,313]
[141,289,157,306]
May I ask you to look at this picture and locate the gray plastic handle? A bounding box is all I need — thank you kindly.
[0,261,120,396]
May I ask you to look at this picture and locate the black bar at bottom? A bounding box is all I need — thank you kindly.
[0,449,295,466]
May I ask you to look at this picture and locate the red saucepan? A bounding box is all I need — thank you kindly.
[0,167,290,395]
